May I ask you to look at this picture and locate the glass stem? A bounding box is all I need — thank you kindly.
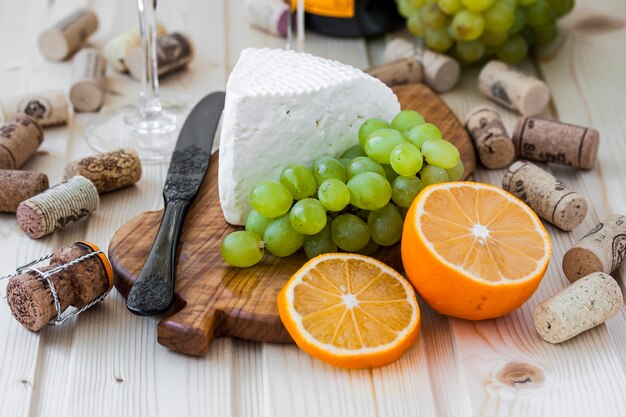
[137,0,162,115]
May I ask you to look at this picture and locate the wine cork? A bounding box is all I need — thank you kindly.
[125,33,194,81]
[502,161,588,231]
[562,215,626,282]
[69,48,107,112]
[533,272,623,344]
[244,0,289,37]
[103,22,167,72]
[464,106,515,169]
[478,60,550,116]
[16,176,99,239]
[1,89,69,127]
[64,149,142,193]
[6,241,113,332]
[37,8,98,61]
[0,114,44,170]
[365,57,423,87]
[382,38,460,93]
[0,170,49,212]
[512,116,600,170]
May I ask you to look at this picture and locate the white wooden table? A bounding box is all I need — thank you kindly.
[1,1,626,416]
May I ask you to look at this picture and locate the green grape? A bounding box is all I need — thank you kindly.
[456,40,487,63]
[397,0,414,18]
[524,0,555,27]
[421,140,461,169]
[364,128,408,164]
[438,0,463,15]
[391,110,425,132]
[481,29,508,46]
[497,34,528,64]
[368,203,404,246]
[331,214,370,252]
[405,123,443,149]
[312,156,346,186]
[354,209,370,222]
[390,143,424,177]
[341,145,366,159]
[499,0,519,9]
[484,2,515,32]
[303,224,337,259]
[339,158,351,170]
[392,176,424,208]
[250,180,293,218]
[347,156,386,179]
[407,11,426,37]
[289,198,327,235]
[518,0,536,5]
[420,165,449,186]
[382,164,399,183]
[347,172,392,211]
[547,0,573,17]
[445,159,465,181]
[450,9,485,41]
[280,164,317,200]
[531,23,557,45]
[318,179,351,212]
[461,0,495,12]
[245,209,273,239]
[420,2,448,28]
[263,215,304,257]
[358,118,390,147]
[357,239,379,256]
[425,26,454,51]
[408,0,427,7]
[221,231,264,268]
[509,8,527,34]
[398,205,409,219]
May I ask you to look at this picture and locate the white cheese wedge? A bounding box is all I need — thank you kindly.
[219,47,401,225]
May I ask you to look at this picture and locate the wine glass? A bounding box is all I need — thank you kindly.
[285,0,305,51]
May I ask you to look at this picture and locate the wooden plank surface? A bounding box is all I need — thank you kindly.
[0,0,625,416]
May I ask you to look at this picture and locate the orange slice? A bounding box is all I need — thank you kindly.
[402,182,551,320]
[277,253,421,369]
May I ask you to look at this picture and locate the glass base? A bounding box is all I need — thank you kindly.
[85,104,188,163]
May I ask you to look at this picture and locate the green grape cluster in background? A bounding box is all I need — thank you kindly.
[396,0,575,64]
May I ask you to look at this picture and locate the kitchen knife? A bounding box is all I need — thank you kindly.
[127,91,225,316]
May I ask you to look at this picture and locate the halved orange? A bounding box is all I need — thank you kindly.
[277,253,420,369]
[402,182,551,320]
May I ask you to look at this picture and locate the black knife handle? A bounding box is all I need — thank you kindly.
[126,199,190,316]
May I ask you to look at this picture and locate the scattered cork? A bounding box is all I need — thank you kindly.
[464,106,515,169]
[366,57,423,87]
[103,22,167,72]
[0,114,44,170]
[1,89,69,127]
[125,33,194,81]
[562,214,626,282]
[0,170,49,212]
[244,0,289,37]
[64,149,142,193]
[6,241,113,332]
[478,60,550,116]
[37,8,98,61]
[382,38,460,93]
[69,48,107,112]
[533,272,623,344]
[16,176,99,239]
[502,160,588,231]
[512,116,600,170]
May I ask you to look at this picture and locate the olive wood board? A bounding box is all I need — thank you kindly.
[109,84,476,356]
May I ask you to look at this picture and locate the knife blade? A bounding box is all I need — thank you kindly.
[127,91,225,316]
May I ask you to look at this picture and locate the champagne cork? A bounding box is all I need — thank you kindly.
[365,57,423,87]
[64,149,142,193]
[532,272,623,344]
[562,215,626,282]
[1,89,69,127]
[16,176,99,239]
[103,22,167,72]
[512,116,600,170]
[478,60,550,116]
[6,241,113,332]
[244,0,289,37]
[125,33,194,81]
[0,170,49,212]
[464,106,515,169]
[502,161,588,231]
[0,114,44,170]
[37,8,99,61]
[382,38,460,93]
[69,48,107,112]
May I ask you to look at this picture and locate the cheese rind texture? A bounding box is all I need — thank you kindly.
[219,48,400,225]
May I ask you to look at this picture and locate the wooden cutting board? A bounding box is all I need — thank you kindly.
[109,84,476,356]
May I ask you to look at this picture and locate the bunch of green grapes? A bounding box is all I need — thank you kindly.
[221,110,464,268]
[396,0,574,64]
